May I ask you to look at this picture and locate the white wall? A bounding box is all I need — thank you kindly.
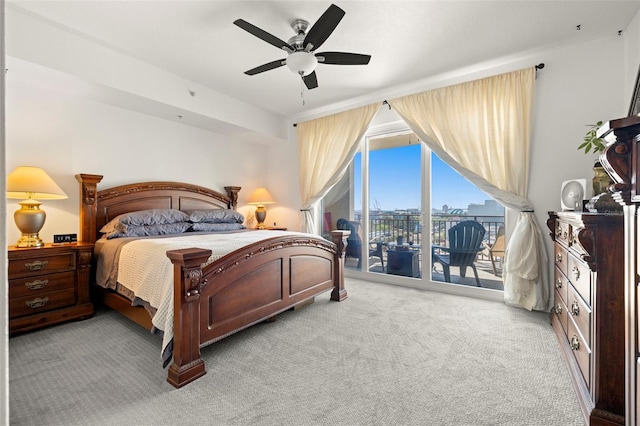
[624,8,640,112]
[529,34,628,275]
[5,78,282,244]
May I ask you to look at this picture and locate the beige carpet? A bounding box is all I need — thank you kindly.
[9,278,583,425]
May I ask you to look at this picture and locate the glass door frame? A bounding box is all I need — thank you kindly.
[357,122,430,286]
[344,122,504,302]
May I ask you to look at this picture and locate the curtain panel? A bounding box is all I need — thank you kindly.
[297,103,380,233]
[389,67,551,311]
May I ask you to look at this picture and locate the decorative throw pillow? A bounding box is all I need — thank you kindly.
[100,209,189,235]
[104,222,192,239]
[187,209,245,224]
[191,222,246,232]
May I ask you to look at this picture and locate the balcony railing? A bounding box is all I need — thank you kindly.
[353,212,505,258]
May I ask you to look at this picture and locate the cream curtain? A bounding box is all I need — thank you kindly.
[389,67,551,311]
[297,102,380,233]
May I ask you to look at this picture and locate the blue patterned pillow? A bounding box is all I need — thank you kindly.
[100,209,189,236]
[187,209,245,224]
[191,223,246,232]
[104,222,192,239]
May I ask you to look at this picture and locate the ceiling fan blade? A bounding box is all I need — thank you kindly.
[234,19,294,51]
[303,4,345,51]
[244,59,286,75]
[316,52,371,65]
[303,71,318,90]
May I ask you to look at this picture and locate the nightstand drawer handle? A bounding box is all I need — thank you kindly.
[25,260,49,271]
[570,335,580,351]
[555,253,563,262]
[554,304,562,315]
[25,297,49,309]
[571,300,580,316]
[24,279,49,290]
[555,278,562,289]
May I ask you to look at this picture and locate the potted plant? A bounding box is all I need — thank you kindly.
[578,121,620,212]
[578,121,605,154]
[577,121,612,196]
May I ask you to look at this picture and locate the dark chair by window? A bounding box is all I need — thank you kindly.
[336,218,385,270]
[432,220,486,287]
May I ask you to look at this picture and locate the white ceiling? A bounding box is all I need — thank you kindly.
[8,1,640,119]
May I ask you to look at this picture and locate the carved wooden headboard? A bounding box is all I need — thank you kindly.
[75,174,241,243]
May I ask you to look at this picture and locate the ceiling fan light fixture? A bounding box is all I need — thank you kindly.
[286,51,317,76]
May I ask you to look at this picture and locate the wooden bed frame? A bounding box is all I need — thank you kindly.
[75,174,348,388]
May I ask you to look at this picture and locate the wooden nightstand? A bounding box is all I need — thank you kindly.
[264,227,287,231]
[8,242,94,334]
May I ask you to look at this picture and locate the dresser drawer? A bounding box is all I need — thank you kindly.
[567,282,591,348]
[555,221,570,247]
[9,271,76,300]
[569,225,587,257]
[567,253,591,305]
[8,251,77,278]
[553,289,568,337]
[554,267,568,305]
[9,289,77,319]
[554,244,568,277]
[567,315,591,388]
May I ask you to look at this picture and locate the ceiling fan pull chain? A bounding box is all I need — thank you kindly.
[300,75,306,106]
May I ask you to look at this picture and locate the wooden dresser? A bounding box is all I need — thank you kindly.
[8,243,94,334]
[547,212,625,426]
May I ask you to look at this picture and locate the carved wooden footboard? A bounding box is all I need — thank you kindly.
[167,231,347,387]
[75,174,348,388]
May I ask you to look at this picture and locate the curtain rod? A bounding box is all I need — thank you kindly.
[292,63,545,127]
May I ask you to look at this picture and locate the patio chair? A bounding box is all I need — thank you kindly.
[488,226,506,275]
[336,218,385,270]
[432,220,486,287]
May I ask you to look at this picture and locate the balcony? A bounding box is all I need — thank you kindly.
[344,212,505,290]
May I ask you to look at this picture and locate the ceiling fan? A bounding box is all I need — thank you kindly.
[233,4,371,90]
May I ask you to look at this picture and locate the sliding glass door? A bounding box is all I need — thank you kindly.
[367,133,423,278]
[322,127,504,294]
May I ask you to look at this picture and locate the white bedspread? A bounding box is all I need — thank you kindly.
[116,230,309,363]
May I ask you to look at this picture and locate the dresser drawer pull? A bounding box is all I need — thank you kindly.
[570,300,580,316]
[572,266,580,280]
[24,279,49,290]
[556,253,563,262]
[555,304,563,315]
[555,278,562,289]
[25,297,49,309]
[570,335,580,351]
[24,260,49,271]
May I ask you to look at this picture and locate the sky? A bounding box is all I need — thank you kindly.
[354,144,490,211]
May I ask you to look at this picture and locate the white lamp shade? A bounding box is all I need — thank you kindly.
[286,51,318,76]
[6,166,68,200]
[247,187,276,205]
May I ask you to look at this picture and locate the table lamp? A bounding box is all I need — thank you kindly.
[247,187,275,230]
[6,166,68,247]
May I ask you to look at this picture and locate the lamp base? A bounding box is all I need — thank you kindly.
[255,206,267,230]
[16,234,44,248]
[14,199,46,248]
